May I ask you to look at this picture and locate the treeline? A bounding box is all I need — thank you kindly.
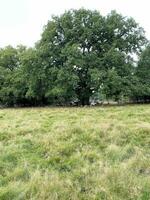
[0,9,150,106]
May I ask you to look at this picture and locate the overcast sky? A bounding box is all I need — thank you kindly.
[0,0,150,47]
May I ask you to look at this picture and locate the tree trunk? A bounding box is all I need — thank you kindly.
[80,96,90,106]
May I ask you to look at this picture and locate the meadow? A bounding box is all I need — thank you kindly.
[0,105,150,200]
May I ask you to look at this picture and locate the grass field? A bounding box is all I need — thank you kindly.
[0,105,150,200]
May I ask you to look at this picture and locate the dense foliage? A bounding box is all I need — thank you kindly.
[133,45,150,102]
[0,9,149,106]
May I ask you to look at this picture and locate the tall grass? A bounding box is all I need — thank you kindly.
[0,105,150,199]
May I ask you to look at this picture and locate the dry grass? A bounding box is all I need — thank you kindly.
[0,105,150,199]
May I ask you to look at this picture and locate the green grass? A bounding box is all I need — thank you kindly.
[0,105,150,200]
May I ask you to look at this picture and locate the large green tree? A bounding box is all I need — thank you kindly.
[0,9,147,106]
[37,9,146,105]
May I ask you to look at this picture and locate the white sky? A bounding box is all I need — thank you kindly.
[0,0,150,47]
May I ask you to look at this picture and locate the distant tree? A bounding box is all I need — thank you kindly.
[134,45,150,102]
[0,45,28,106]
[37,9,146,105]
[17,47,49,105]
[0,46,18,71]
[0,46,18,105]
[100,49,136,103]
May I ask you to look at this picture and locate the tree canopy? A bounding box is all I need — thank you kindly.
[0,9,149,106]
